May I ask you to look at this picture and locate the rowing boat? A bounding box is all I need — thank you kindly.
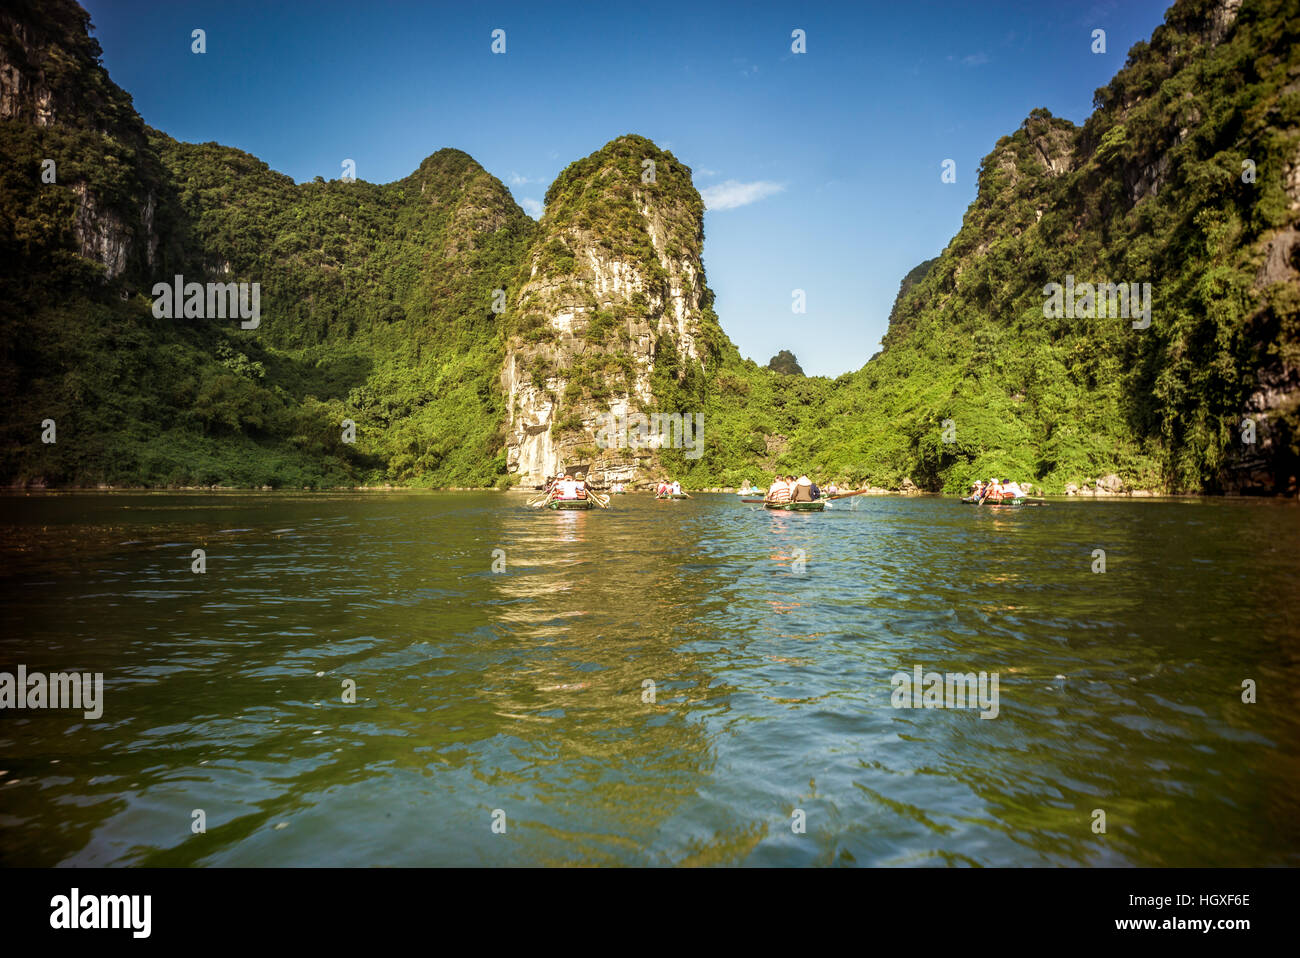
[961,496,1024,506]
[764,501,825,511]
[547,498,593,510]
[655,494,690,500]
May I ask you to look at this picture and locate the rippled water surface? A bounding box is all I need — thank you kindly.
[0,491,1297,866]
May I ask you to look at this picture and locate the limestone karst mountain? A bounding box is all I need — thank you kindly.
[500,135,725,485]
[1,0,1296,494]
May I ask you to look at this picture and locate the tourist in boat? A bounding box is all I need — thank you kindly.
[656,480,669,498]
[574,473,588,499]
[556,474,578,499]
[996,480,1018,500]
[825,481,838,497]
[670,479,682,496]
[791,475,814,502]
[766,475,791,504]
[809,477,821,500]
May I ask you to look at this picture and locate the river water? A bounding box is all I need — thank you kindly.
[0,491,1296,866]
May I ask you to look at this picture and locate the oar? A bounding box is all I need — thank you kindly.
[529,488,557,509]
[823,489,871,502]
[586,492,610,509]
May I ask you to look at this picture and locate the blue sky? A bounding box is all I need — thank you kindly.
[83,0,1172,376]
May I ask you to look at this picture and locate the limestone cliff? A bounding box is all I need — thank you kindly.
[501,135,721,485]
[0,0,173,283]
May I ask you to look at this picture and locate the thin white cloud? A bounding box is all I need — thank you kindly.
[700,180,784,211]
[520,197,544,218]
[509,172,541,186]
[961,52,990,66]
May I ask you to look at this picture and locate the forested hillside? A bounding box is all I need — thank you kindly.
[1,0,1296,493]
[779,0,1299,494]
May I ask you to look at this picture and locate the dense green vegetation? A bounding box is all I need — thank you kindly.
[1,0,1296,493]
[1,1,533,488]
[681,0,1298,495]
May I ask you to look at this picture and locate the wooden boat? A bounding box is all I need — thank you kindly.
[655,494,690,500]
[961,496,1024,506]
[764,500,825,511]
[547,498,593,510]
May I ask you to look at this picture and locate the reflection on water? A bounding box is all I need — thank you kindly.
[0,491,1297,866]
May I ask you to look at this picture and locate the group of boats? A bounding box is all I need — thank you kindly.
[531,473,1045,511]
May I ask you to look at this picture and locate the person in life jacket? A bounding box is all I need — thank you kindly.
[574,473,588,499]
[670,480,682,496]
[656,481,668,497]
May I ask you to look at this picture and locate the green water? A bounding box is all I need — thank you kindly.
[0,491,1296,866]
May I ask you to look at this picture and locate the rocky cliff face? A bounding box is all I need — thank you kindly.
[0,0,169,282]
[501,135,717,485]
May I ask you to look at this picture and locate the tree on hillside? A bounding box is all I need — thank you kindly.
[767,350,804,376]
